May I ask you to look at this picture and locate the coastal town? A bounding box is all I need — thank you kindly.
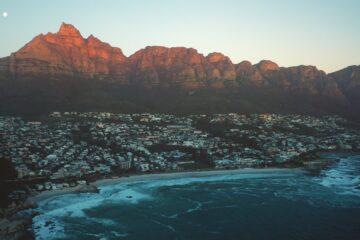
[1,112,360,239]
[1,112,360,189]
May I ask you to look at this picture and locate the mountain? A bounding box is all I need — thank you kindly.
[235,60,343,98]
[330,66,360,113]
[0,23,358,120]
[129,47,237,89]
[1,23,129,82]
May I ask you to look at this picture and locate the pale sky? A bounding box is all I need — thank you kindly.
[0,0,359,73]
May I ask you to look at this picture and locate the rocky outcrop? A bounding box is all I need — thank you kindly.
[74,184,99,194]
[129,46,207,89]
[205,52,237,88]
[3,23,129,82]
[270,65,343,97]
[330,65,360,92]
[255,60,279,73]
[0,218,32,240]
[330,65,360,110]
[235,61,266,86]
[0,201,37,240]
[129,47,236,89]
[235,62,344,98]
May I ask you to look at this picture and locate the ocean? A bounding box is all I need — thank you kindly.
[32,153,360,240]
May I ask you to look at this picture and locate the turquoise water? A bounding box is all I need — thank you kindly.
[33,154,360,240]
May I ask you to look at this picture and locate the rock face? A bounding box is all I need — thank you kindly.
[129,46,207,89]
[129,47,236,89]
[235,61,343,97]
[0,218,31,240]
[0,24,238,89]
[255,60,279,72]
[330,65,360,92]
[330,65,360,108]
[5,23,129,82]
[0,22,344,95]
[0,23,357,119]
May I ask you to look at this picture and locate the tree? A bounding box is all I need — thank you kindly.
[0,157,17,180]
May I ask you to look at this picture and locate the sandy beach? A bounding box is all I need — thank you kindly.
[28,168,301,203]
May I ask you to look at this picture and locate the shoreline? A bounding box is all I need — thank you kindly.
[28,167,302,203]
[19,152,359,240]
[26,150,360,203]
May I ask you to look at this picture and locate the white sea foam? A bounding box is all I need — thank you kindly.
[33,164,360,239]
[33,169,300,239]
[139,171,298,190]
[33,189,150,239]
[317,155,360,196]
[33,214,66,240]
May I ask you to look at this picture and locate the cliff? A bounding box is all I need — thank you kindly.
[3,23,129,82]
[0,23,357,120]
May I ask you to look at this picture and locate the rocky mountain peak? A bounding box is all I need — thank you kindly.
[256,60,279,72]
[0,22,357,119]
[236,61,253,71]
[206,52,231,63]
[57,22,83,38]
[0,22,353,106]
[87,34,98,42]
[4,23,129,81]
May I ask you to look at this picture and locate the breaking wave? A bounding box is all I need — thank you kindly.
[32,159,360,240]
[316,154,360,197]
